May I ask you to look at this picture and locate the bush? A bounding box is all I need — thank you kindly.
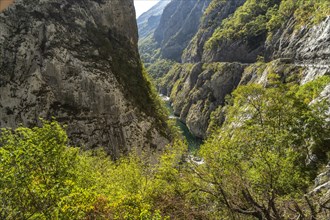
[0,121,87,219]
[0,121,189,219]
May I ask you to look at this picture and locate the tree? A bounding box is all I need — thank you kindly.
[0,121,188,219]
[192,77,330,219]
[0,121,82,219]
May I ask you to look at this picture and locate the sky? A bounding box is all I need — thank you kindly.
[134,0,160,18]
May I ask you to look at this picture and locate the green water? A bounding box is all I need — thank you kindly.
[175,120,203,152]
[163,96,203,152]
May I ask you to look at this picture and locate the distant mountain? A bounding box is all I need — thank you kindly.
[137,0,170,39]
[138,0,211,80]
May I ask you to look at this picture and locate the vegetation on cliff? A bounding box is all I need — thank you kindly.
[206,0,330,49]
[142,0,330,140]
[1,76,329,219]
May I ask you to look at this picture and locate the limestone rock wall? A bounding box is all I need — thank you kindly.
[0,0,170,156]
[182,0,246,63]
[153,0,211,62]
[159,62,245,138]
[268,16,330,84]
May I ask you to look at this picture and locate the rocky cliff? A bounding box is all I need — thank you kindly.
[0,0,170,156]
[139,0,330,139]
[159,62,245,138]
[138,0,212,81]
[268,16,330,84]
[154,0,211,62]
[138,0,211,66]
[182,0,246,63]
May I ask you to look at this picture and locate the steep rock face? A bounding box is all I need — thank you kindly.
[202,34,266,63]
[137,0,169,39]
[308,155,330,217]
[269,17,330,65]
[163,17,329,138]
[0,0,170,156]
[182,0,246,63]
[267,16,330,84]
[153,0,211,62]
[159,62,245,138]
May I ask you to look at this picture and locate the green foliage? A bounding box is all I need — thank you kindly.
[202,0,227,23]
[206,0,330,48]
[145,59,176,79]
[158,63,183,89]
[267,0,330,31]
[202,62,225,72]
[0,121,86,219]
[1,77,329,219]
[141,67,174,139]
[157,63,195,101]
[142,68,169,120]
[296,75,330,103]
[293,0,330,27]
[193,78,330,218]
[0,121,191,219]
[206,105,226,135]
[167,63,195,100]
[141,67,183,139]
[205,0,277,49]
[139,34,160,66]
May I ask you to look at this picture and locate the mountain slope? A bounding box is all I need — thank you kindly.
[154,0,212,62]
[137,0,170,39]
[139,0,330,139]
[182,0,246,63]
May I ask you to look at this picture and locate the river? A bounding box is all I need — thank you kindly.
[160,94,203,152]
